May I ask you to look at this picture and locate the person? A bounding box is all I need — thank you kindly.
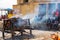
[47,18,52,30]
[7,9,28,29]
[53,20,58,30]
[8,10,13,19]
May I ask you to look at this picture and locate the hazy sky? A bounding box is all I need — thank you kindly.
[0,0,17,9]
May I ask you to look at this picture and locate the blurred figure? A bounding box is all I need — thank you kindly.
[8,10,13,19]
[54,9,59,22]
[55,10,59,17]
[47,18,52,30]
[53,20,58,30]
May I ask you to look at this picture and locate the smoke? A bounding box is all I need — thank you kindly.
[22,4,57,27]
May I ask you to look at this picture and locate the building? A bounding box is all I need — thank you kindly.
[13,0,60,20]
[13,0,39,16]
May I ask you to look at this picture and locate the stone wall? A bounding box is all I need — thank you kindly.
[13,0,39,16]
[13,0,60,16]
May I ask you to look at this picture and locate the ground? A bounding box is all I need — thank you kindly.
[0,29,59,40]
[0,21,59,40]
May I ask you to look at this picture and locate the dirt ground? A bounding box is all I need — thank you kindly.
[0,21,59,40]
[0,29,59,40]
